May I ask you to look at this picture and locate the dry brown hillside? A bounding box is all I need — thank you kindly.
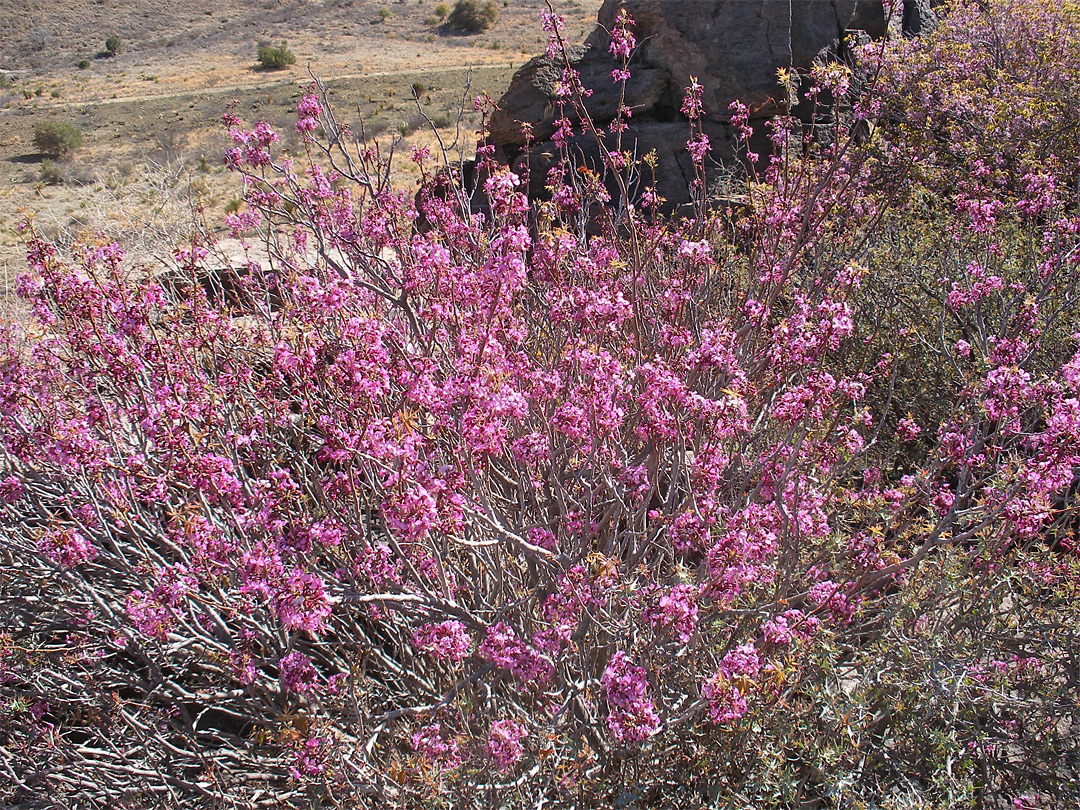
[0,0,601,316]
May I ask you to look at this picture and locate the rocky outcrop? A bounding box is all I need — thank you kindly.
[485,0,929,208]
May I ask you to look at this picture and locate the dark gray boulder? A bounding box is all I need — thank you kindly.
[483,1,926,209]
[489,1,886,149]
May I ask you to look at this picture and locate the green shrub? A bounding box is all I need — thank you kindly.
[433,2,449,19]
[104,35,123,57]
[446,0,498,32]
[77,59,90,70]
[377,7,391,21]
[33,121,84,158]
[256,42,296,70]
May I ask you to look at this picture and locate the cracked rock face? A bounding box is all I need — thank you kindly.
[486,1,929,207]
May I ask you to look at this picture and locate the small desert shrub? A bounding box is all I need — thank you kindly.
[28,28,47,52]
[377,7,391,21]
[33,121,84,158]
[446,0,498,32]
[77,59,90,70]
[433,2,449,19]
[256,41,296,70]
[39,159,65,184]
[104,35,122,56]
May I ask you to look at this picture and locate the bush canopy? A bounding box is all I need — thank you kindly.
[446,0,499,33]
[32,121,84,158]
[256,41,296,70]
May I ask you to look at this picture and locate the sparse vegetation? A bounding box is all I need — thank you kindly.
[104,35,123,57]
[39,158,65,184]
[255,41,296,70]
[77,59,90,70]
[446,0,498,33]
[377,7,392,21]
[32,121,84,158]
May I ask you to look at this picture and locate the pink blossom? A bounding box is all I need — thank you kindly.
[0,475,25,503]
[602,651,661,743]
[412,723,461,769]
[682,77,705,120]
[480,622,554,684]
[279,651,318,694]
[412,620,471,662]
[642,584,699,643]
[275,569,332,634]
[36,528,96,567]
[487,719,528,771]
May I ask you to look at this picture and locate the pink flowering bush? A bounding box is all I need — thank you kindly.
[2,2,1080,807]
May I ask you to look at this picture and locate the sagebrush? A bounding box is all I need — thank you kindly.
[447,0,499,33]
[32,121,84,158]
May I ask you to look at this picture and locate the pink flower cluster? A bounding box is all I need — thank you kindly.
[703,644,762,726]
[762,609,818,647]
[607,9,636,60]
[273,569,333,635]
[126,565,197,642]
[808,579,861,624]
[412,620,471,662]
[296,92,322,134]
[279,651,318,694]
[412,723,461,770]
[641,583,699,643]
[480,622,554,684]
[602,651,661,743]
[36,527,96,568]
[487,719,528,772]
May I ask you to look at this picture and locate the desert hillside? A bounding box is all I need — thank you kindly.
[0,0,602,315]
